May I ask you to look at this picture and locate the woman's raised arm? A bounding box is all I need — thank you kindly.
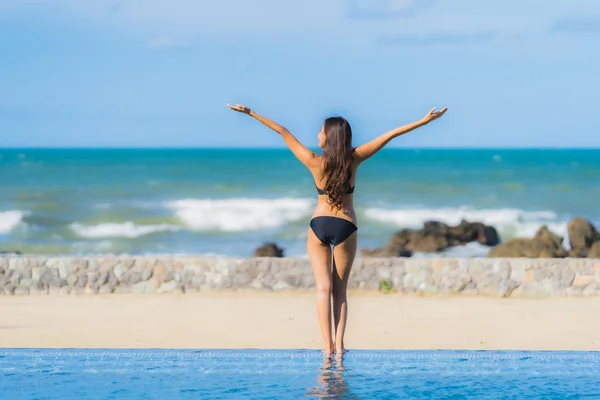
[227,103,318,168]
[354,107,448,163]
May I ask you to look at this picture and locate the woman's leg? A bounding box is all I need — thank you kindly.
[332,231,357,353]
[307,227,334,354]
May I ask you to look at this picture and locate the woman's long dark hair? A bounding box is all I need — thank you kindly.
[321,116,355,209]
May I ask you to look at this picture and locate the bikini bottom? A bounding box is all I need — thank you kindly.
[309,216,358,247]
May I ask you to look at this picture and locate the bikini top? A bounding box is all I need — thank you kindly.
[314,173,355,196]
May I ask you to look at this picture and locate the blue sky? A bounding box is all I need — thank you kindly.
[1,0,599,148]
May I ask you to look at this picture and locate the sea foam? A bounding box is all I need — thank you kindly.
[0,210,26,234]
[70,222,181,239]
[164,198,314,232]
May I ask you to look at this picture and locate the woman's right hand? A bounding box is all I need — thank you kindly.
[422,107,448,124]
[227,103,252,115]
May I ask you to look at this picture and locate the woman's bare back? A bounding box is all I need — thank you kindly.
[310,158,359,224]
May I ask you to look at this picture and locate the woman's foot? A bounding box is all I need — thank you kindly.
[323,342,335,356]
[335,347,347,355]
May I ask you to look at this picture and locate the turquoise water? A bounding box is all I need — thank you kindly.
[1,349,599,399]
[1,149,599,256]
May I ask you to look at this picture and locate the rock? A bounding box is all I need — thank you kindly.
[568,217,598,251]
[9,271,22,285]
[75,259,89,270]
[234,272,252,286]
[31,268,41,281]
[539,249,557,258]
[253,243,284,257]
[589,241,600,259]
[87,271,98,285]
[488,226,567,258]
[273,281,292,291]
[173,271,182,283]
[70,287,85,295]
[409,233,449,253]
[156,270,174,284]
[48,276,64,288]
[573,274,594,287]
[423,221,450,235]
[113,285,131,294]
[146,277,160,291]
[158,281,182,293]
[67,274,78,287]
[535,226,564,248]
[96,271,109,287]
[190,276,205,288]
[30,287,49,295]
[131,281,148,293]
[499,279,519,297]
[141,267,153,281]
[388,230,420,250]
[35,280,47,291]
[87,260,100,271]
[2,284,15,295]
[57,261,69,280]
[182,269,195,285]
[85,286,98,295]
[448,220,501,247]
[108,271,118,287]
[19,278,33,288]
[569,248,588,258]
[76,275,88,288]
[364,220,499,256]
[98,284,114,294]
[114,264,126,281]
[396,249,413,257]
[153,264,166,278]
[127,271,142,285]
[14,287,30,295]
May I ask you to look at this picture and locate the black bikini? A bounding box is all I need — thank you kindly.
[310,175,358,247]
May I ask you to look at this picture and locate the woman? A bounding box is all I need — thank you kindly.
[227,103,447,355]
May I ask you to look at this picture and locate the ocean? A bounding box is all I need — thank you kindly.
[1,148,599,257]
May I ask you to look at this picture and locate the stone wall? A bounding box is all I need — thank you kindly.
[1,256,600,297]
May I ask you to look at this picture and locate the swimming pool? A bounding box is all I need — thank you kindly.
[1,349,599,399]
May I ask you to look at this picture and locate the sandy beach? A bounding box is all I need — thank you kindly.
[1,292,599,350]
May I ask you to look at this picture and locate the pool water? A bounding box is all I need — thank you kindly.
[1,349,599,399]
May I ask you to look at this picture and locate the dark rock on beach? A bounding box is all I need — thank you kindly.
[568,247,589,258]
[447,220,500,247]
[362,217,598,259]
[253,242,285,257]
[361,219,500,257]
[488,226,568,258]
[568,217,600,257]
[588,241,600,259]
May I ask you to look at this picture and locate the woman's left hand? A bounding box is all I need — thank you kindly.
[227,103,252,114]
[422,107,448,124]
